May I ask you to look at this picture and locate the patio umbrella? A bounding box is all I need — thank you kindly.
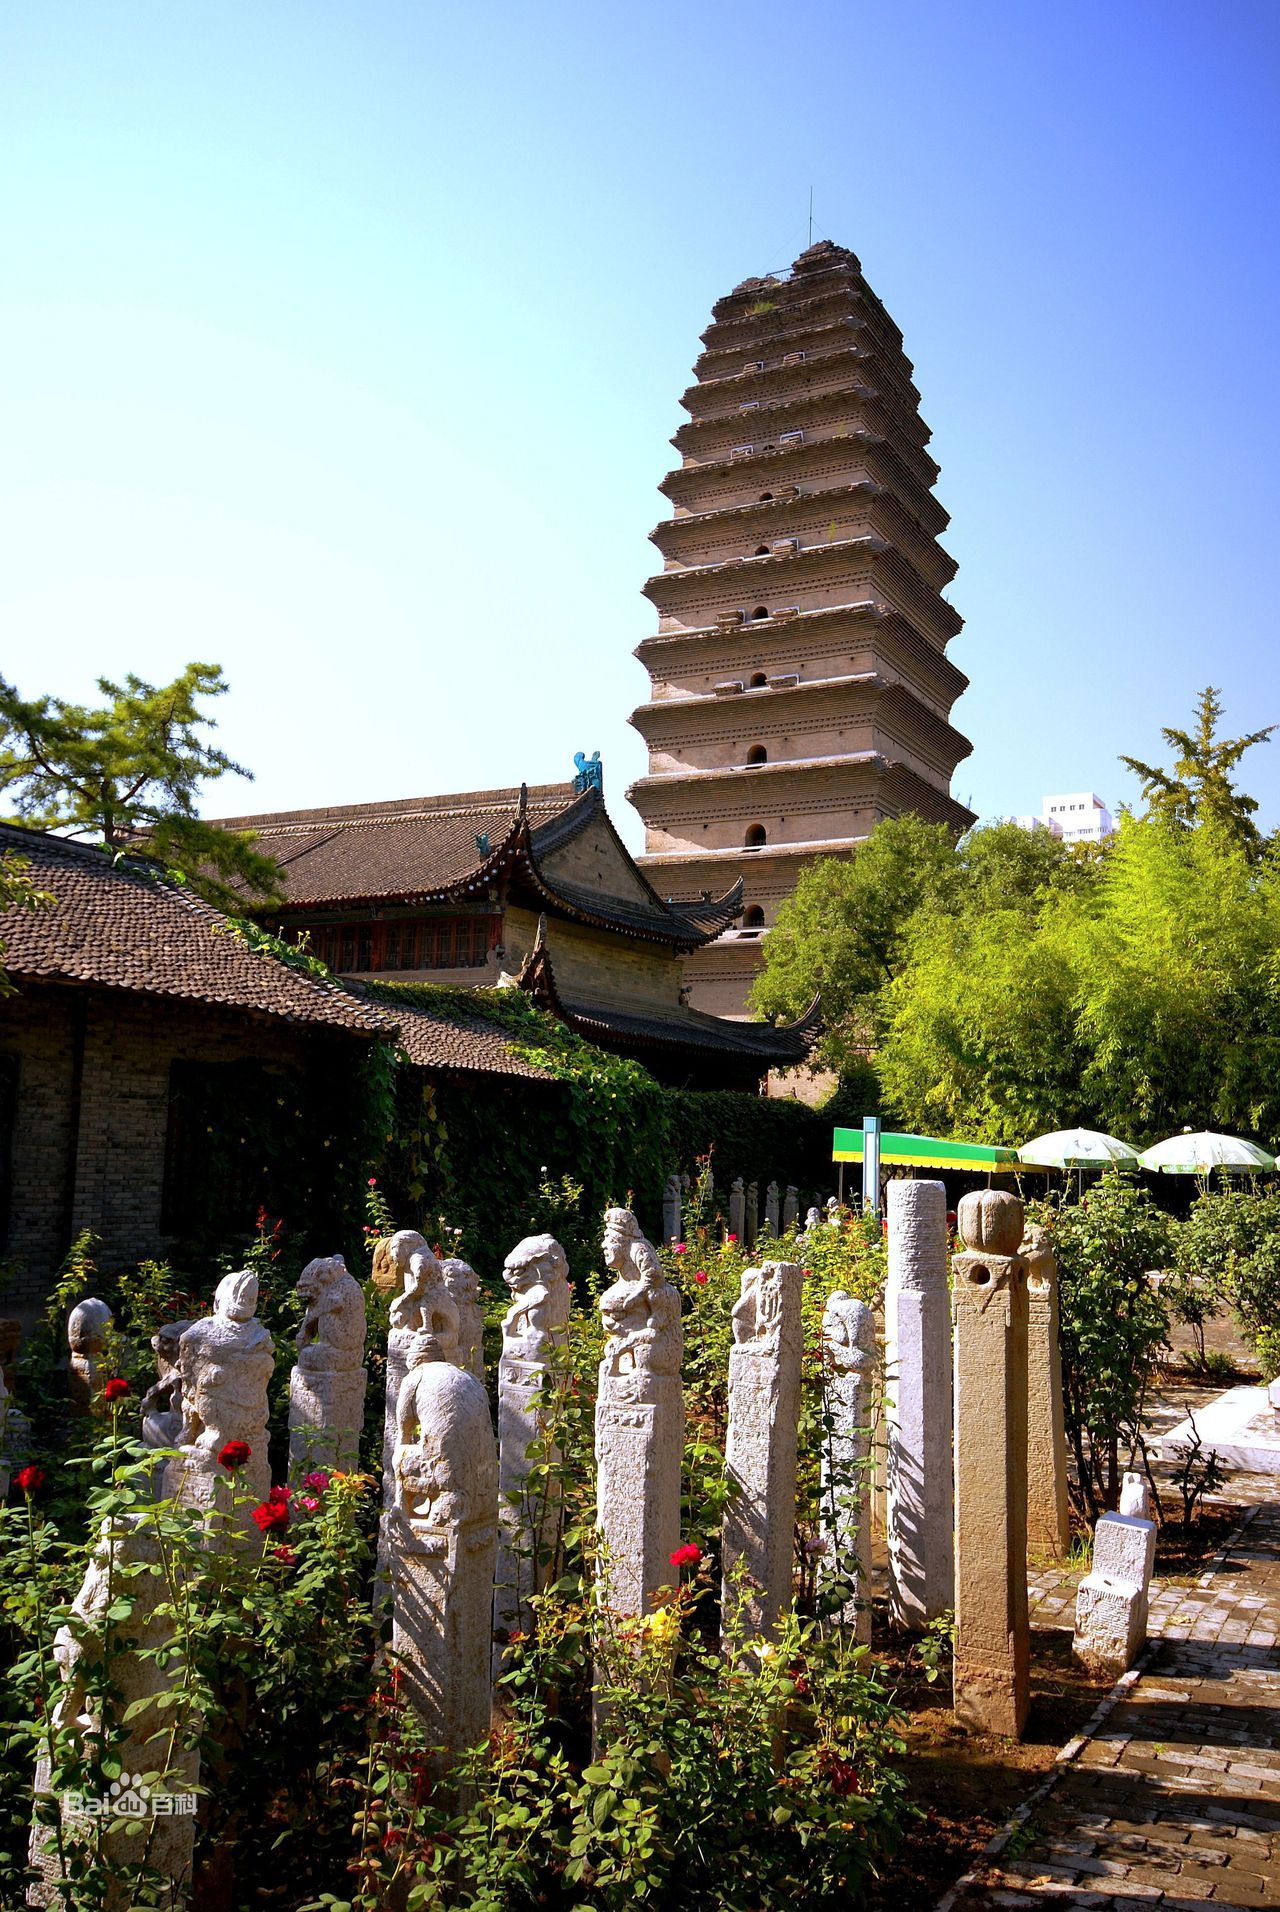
[1017,1127,1140,1169]
[1137,1131,1277,1174]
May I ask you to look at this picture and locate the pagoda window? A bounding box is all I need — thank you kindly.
[744,824,767,850]
[743,905,766,927]
[748,672,768,688]
[758,491,773,501]
[746,745,768,765]
[753,544,769,556]
[778,429,804,446]
[751,606,769,619]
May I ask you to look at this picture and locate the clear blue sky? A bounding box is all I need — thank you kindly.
[2,1,1277,847]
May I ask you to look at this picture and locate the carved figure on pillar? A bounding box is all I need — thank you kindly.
[289,1254,368,1474]
[728,1178,746,1242]
[885,1179,954,1629]
[389,1329,498,1766]
[67,1298,113,1416]
[1022,1222,1071,1559]
[595,1208,683,1618]
[377,1242,460,1591]
[140,1319,192,1452]
[783,1186,799,1232]
[764,1181,780,1237]
[442,1257,486,1383]
[722,1261,802,1640]
[495,1234,572,1660]
[952,1190,1030,1738]
[371,1227,428,1297]
[662,1175,682,1245]
[163,1272,274,1535]
[820,1291,878,1641]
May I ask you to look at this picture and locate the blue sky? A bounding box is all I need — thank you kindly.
[2,1,1277,847]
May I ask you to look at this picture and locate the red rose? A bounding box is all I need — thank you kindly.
[694,1270,708,1286]
[368,1177,378,1188]
[272,1544,297,1566]
[674,1243,687,1255]
[669,1543,702,1568]
[268,1483,291,1504]
[13,1465,45,1495]
[102,1378,129,1402]
[218,1441,252,1471]
[727,1233,738,1242]
[252,1499,290,1535]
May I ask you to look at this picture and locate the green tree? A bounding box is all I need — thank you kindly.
[0,850,54,994]
[1121,684,1275,856]
[0,663,281,911]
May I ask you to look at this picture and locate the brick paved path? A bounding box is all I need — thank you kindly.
[946,1501,1280,1908]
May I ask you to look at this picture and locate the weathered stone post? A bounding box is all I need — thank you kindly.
[67,1298,113,1415]
[377,1243,460,1592]
[662,1175,682,1245]
[594,1208,683,1619]
[745,1181,759,1248]
[885,1179,953,1629]
[729,1178,746,1243]
[764,1180,780,1238]
[783,1186,799,1232]
[722,1261,802,1641]
[1073,1472,1156,1678]
[1022,1223,1071,1560]
[820,1291,877,1641]
[390,1330,498,1769]
[494,1233,571,1660]
[952,1189,1030,1738]
[442,1257,486,1383]
[289,1254,368,1474]
[162,1272,274,1540]
[29,1517,200,1909]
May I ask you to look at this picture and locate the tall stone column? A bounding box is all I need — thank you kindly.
[952,1190,1030,1738]
[782,1186,799,1232]
[29,1518,200,1909]
[289,1254,367,1475]
[722,1261,802,1641]
[376,1243,460,1595]
[494,1234,571,1660]
[728,1178,746,1243]
[594,1208,683,1619]
[662,1176,682,1245]
[764,1181,780,1237]
[885,1179,953,1628]
[442,1258,486,1384]
[820,1291,877,1641]
[745,1181,759,1248]
[162,1272,274,1542]
[390,1332,498,1771]
[1022,1223,1071,1560]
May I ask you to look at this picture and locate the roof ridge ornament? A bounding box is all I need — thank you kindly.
[572,751,603,796]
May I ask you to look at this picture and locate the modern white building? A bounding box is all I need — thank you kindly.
[1039,793,1114,844]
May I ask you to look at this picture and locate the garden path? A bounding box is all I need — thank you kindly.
[940,1495,1280,1908]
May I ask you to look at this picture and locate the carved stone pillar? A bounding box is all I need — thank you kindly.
[820,1291,877,1641]
[1022,1224,1071,1559]
[885,1179,953,1628]
[722,1261,803,1641]
[289,1254,367,1475]
[494,1234,571,1662]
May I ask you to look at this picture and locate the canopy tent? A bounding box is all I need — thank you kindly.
[1137,1131,1277,1175]
[832,1128,1020,1170]
[1017,1127,1139,1170]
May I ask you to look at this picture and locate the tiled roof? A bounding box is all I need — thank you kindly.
[353,984,552,1081]
[561,993,821,1065]
[0,825,396,1039]
[214,784,575,907]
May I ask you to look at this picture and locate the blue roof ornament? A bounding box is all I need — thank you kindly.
[573,750,603,795]
[474,831,490,854]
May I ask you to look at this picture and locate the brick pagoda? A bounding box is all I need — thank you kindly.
[627,240,974,1016]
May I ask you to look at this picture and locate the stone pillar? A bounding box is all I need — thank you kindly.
[1022,1223,1071,1560]
[952,1189,1030,1739]
[745,1181,759,1248]
[804,1205,822,1234]
[595,1208,683,1618]
[389,1332,498,1770]
[494,1234,571,1659]
[820,1291,877,1641]
[763,1180,780,1237]
[162,1272,274,1540]
[783,1185,799,1232]
[67,1298,112,1415]
[29,1517,200,1910]
[377,1244,460,1594]
[442,1258,485,1384]
[885,1179,953,1629]
[1073,1503,1157,1678]
[722,1261,802,1641]
[662,1176,682,1245]
[289,1255,368,1475]
[728,1178,746,1243]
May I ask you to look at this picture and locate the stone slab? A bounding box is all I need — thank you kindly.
[1155,1386,1280,1475]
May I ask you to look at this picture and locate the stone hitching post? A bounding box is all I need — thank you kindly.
[952,1189,1031,1738]
[820,1291,878,1642]
[29,1518,200,1910]
[377,1242,460,1592]
[662,1175,682,1245]
[67,1297,113,1415]
[729,1178,746,1243]
[722,1261,803,1641]
[595,1208,683,1620]
[1022,1222,1071,1560]
[390,1327,498,1769]
[1073,1472,1157,1678]
[163,1271,274,1539]
[494,1234,572,1661]
[442,1258,486,1384]
[885,1179,953,1628]
[289,1254,368,1475]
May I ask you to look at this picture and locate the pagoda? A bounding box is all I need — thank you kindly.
[627,240,974,1017]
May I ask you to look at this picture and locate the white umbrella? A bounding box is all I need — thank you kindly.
[1018,1127,1140,1169]
[1137,1131,1277,1174]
